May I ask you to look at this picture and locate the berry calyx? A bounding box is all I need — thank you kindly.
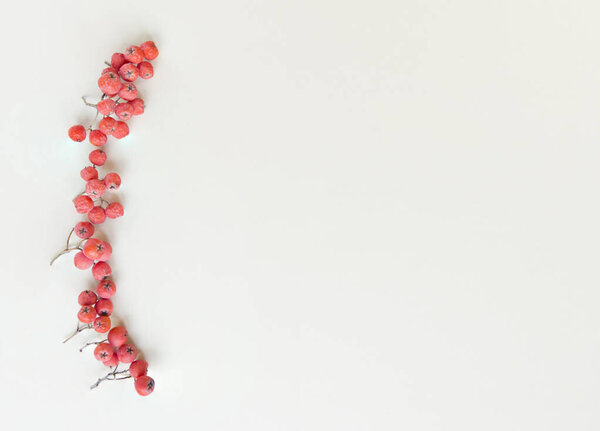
[103,172,121,191]
[74,221,95,239]
[102,351,119,367]
[93,315,111,333]
[134,375,155,396]
[97,279,116,299]
[78,305,96,323]
[119,63,139,82]
[93,343,114,361]
[118,82,137,101]
[117,343,138,363]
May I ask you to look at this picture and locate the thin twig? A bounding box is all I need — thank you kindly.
[66,228,74,250]
[79,338,108,352]
[90,369,130,390]
[62,323,92,343]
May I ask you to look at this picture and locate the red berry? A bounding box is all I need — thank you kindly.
[118,82,137,101]
[74,251,94,269]
[92,261,112,280]
[95,298,113,316]
[98,71,122,95]
[129,360,148,379]
[117,343,138,363]
[115,103,133,121]
[68,125,86,142]
[119,63,139,82]
[89,149,107,166]
[86,179,106,199]
[97,279,116,299]
[73,195,94,213]
[82,238,105,260]
[96,99,116,116]
[108,326,128,348]
[89,129,107,147]
[138,61,153,79]
[140,41,158,60]
[88,206,106,224]
[102,67,118,75]
[111,52,127,70]
[105,202,124,219]
[124,45,144,63]
[94,315,111,333]
[112,121,129,139]
[78,290,97,306]
[78,305,96,323]
[98,241,112,261]
[102,351,119,367]
[130,98,145,115]
[104,172,121,191]
[94,343,114,361]
[134,376,155,396]
[80,166,98,181]
[74,221,95,239]
[99,117,117,135]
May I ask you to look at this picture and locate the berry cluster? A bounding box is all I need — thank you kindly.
[53,41,158,396]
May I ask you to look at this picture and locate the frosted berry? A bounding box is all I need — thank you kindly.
[74,221,95,239]
[99,117,117,135]
[129,360,148,379]
[117,344,138,363]
[78,290,97,306]
[93,315,111,333]
[138,61,153,79]
[89,129,107,147]
[111,52,127,70]
[104,172,121,190]
[105,202,124,219]
[134,376,155,396]
[68,125,86,142]
[88,206,106,224]
[93,343,114,361]
[102,351,119,367]
[115,102,133,121]
[118,82,137,101]
[92,261,111,280]
[130,98,145,115]
[86,179,107,199]
[124,45,144,63]
[102,67,117,76]
[96,98,116,116]
[95,298,113,316]
[98,71,122,95]
[82,238,105,260]
[97,279,116,299]
[119,63,139,82]
[89,149,107,166]
[112,121,129,139]
[98,241,112,261]
[80,166,98,181]
[140,41,159,60]
[73,195,94,213]
[78,305,97,323]
[74,251,94,269]
[107,326,128,348]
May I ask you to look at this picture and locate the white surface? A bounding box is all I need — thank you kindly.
[1,0,600,429]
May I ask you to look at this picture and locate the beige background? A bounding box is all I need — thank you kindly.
[1,0,600,429]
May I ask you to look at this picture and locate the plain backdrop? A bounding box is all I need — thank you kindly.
[1,0,600,429]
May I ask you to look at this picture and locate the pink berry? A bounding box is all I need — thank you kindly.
[138,61,153,79]
[80,166,98,181]
[94,343,114,361]
[102,67,117,75]
[74,251,94,269]
[82,238,105,260]
[73,195,94,213]
[74,221,95,239]
[68,125,86,142]
[117,344,138,363]
[140,41,159,60]
[130,98,145,115]
[95,298,113,316]
[102,351,119,367]
[115,102,133,121]
[98,71,122,95]
[129,360,148,379]
[108,326,128,348]
[119,63,139,82]
[118,82,137,101]
[89,129,107,147]
[134,376,155,396]
[94,315,111,333]
[88,206,106,224]
[92,261,112,280]
[78,290,97,306]
[78,305,96,323]
[99,117,117,135]
[104,172,121,191]
[111,52,127,70]
[98,241,112,261]
[105,202,124,219]
[124,45,144,63]
[89,149,107,166]
[86,179,106,199]
[97,279,116,299]
[96,99,116,116]
[112,121,129,139]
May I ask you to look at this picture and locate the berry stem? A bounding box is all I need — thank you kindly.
[66,228,74,250]
[79,338,108,352]
[62,323,92,343]
[90,369,131,390]
[81,96,97,108]
[49,245,83,266]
